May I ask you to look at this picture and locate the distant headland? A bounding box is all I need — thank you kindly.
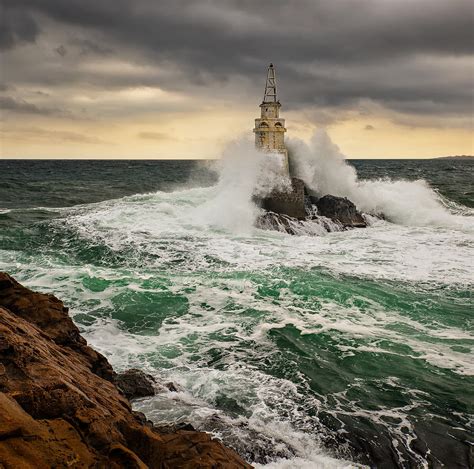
[434,155,473,160]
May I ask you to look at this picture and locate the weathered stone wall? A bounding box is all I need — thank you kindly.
[254,124,286,152]
[260,102,279,118]
[253,101,288,174]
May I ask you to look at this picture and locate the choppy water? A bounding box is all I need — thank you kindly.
[1,151,473,468]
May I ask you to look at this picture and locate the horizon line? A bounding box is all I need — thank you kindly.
[1,156,473,161]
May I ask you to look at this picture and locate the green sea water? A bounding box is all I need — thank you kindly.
[0,155,473,468]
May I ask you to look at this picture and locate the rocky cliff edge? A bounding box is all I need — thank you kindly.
[0,272,252,469]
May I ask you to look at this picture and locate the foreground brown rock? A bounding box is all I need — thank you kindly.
[0,272,252,469]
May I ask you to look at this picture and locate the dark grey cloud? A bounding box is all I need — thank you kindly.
[0,3,40,50]
[284,60,474,117]
[9,0,473,60]
[0,95,45,114]
[54,44,67,57]
[70,38,113,57]
[1,0,473,122]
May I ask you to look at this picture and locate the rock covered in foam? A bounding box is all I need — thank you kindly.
[0,272,252,468]
[256,196,367,235]
[256,211,341,235]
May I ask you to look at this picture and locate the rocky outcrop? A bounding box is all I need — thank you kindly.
[256,178,368,234]
[261,177,307,219]
[313,195,367,228]
[0,272,252,469]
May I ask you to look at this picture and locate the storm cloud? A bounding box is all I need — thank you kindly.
[1,0,473,125]
[0,3,40,50]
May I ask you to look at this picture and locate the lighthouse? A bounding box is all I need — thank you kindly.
[254,64,307,219]
[253,64,289,176]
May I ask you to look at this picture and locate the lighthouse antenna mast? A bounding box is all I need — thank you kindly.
[263,63,277,103]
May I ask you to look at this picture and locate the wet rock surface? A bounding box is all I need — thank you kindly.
[255,211,340,235]
[314,195,367,228]
[115,368,183,400]
[256,196,368,235]
[116,369,156,400]
[0,272,252,469]
[256,179,368,235]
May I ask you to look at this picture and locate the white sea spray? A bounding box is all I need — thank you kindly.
[288,129,474,228]
[191,138,290,234]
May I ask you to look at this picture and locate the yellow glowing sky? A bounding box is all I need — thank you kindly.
[2,101,473,159]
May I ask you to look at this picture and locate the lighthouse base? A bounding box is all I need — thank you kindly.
[261,177,307,219]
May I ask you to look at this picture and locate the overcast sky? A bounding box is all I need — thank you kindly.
[1,0,473,158]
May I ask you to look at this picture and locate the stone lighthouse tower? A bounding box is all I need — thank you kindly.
[253,64,289,176]
[254,64,307,219]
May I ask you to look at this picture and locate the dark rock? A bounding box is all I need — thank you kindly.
[314,195,367,228]
[177,422,196,431]
[116,369,156,400]
[257,178,368,234]
[256,212,300,235]
[164,381,182,392]
[115,370,182,399]
[154,422,197,434]
[132,411,155,429]
[256,211,343,235]
[261,177,307,219]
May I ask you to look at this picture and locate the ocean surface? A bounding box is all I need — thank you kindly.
[1,150,473,468]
